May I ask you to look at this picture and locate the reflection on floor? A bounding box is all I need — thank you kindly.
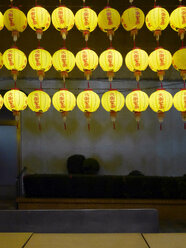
[0,201,185,233]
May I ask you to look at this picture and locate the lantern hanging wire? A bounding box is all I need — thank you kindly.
[129,0,134,4]
[179,0,182,5]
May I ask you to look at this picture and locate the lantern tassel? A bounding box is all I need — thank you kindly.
[36,112,43,131]
[85,111,91,131]
[137,121,140,130]
[158,112,164,131]
[184,123,186,130]
[160,123,163,131]
[13,111,20,129]
[113,121,116,130]
[88,123,90,131]
[62,112,68,130]
[64,122,67,130]
[110,111,117,130]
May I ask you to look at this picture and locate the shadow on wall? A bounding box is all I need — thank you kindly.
[23,155,67,174]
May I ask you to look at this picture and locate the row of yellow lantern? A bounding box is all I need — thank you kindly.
[0,5,185,41]
[1,46,186,82]
[0,88,186,129]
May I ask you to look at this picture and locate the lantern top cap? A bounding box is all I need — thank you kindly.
[34,89,43,91]
[83,6,90,9]
[104,6,111,9]
[9,6,19,10]
[181,88,186,91]
[107,47,115,50]
[36,46,44,50]
[59,88,69,91]
[82,47,90,50]
[60,47,67,50]
[179,46,186,50]
[153,5,162,8]
[11,45,18,49]
[84,88,93,91]
[128,6,137,9]
[155,46,164,50]
[11,88,19,90]
[132,47,140,50]
[156,88,166,91]
[108,89,117,91]
[132,89,141,91]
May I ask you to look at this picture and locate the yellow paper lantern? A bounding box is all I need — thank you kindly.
[121,6,145,40]
[75,7,97,41]
[0,94,3,109]
[52,89,76,129]
[27,6,51,40]
[52,6,74,40]
[101,90,124,129]
[0,52,3,69]
[148,48,172,81]
[98,7,120,41]
[172,47,186,80]
[126,90,149,127]
[29,48,52,81]
[4,89,27,122]
[174,89,186,128]
[28,90,51,113]
[149,89,173,129]
[4,7,27,42]
[125,48,148,81]
[99,48,123,81]
[170,6,186,40]
[76,48,98,80]
[28,89,51,129]
[52,49,75,81]
[0,11,4,31]
[3,47,27,80]
[77,89,100,130]
[146,7,170,40]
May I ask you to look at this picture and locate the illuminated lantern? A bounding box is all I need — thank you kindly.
[174,89,186,129]
[52,49,75,81]
[28,90,51,129]
[52,6,74,40]
[126,90,149,128]
[148,48,172,81]
[27,6,51,40]
[0,11,4,31]
[98,7,120,41]
[3,48,27,80]
[0,52,3,69]
[76,48,98,80]
[149,89,173,129]
[101,90,124,129]
[52,89,76,129]
[0,94,3,109]
[99,48,123,81]
[29,48,52,81]
[125,48,148,81]
[121,6,144,40]
[146,7,170,40]
[75,7,97,41]
[77,89,100,130]
[3,89,27,123]
[170,6,186,40]
[172,47,186,80]
[4,7,27,42]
